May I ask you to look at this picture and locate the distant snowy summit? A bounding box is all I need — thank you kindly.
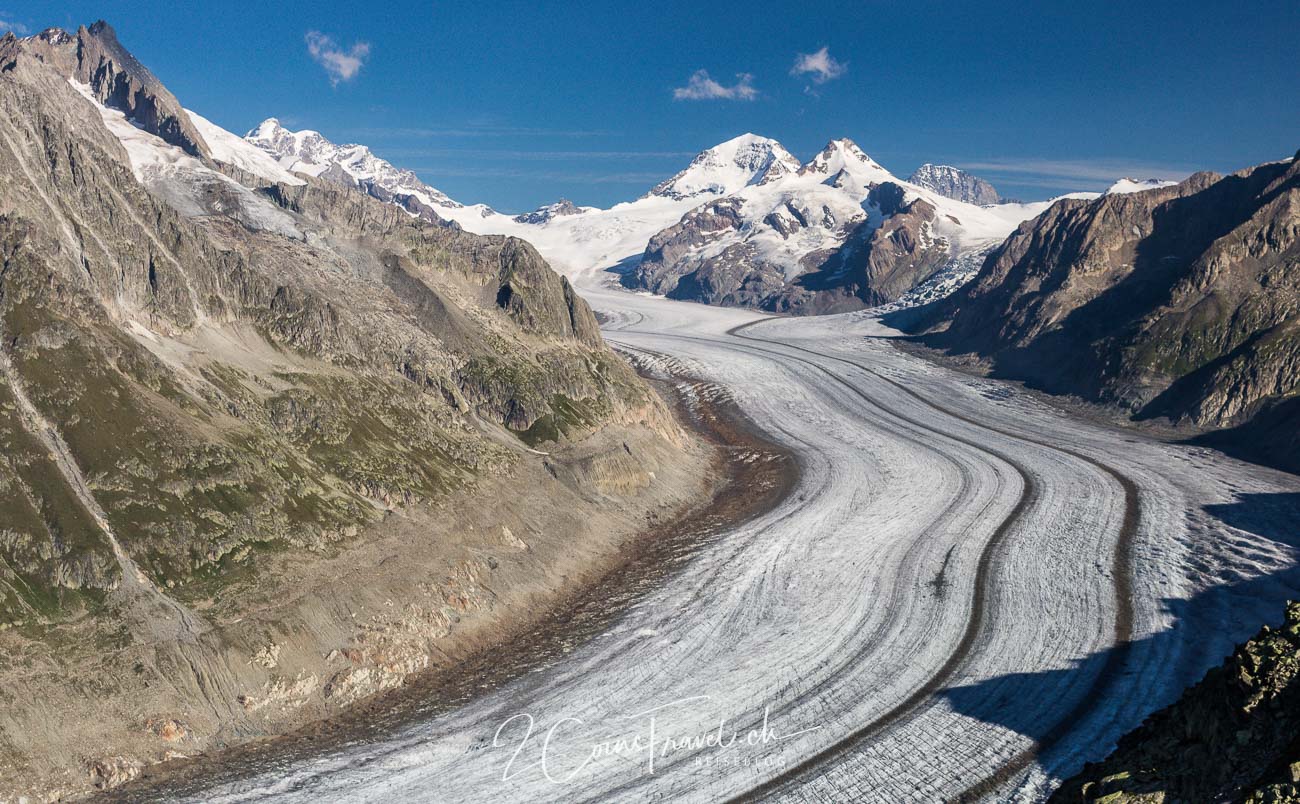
[628,136,1066,313]
[1104,177,1179,195]
[513,198,591,224]
[647,133,802,200]
[908,164,1001,205]
[245,118,496,222]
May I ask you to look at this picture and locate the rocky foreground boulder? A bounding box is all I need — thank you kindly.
[1053,602,1300,803]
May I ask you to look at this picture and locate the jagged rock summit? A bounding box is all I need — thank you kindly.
[244,117,485,222]
[908,163,1000,205]
[513,198,589,224]
[4,21,210,158]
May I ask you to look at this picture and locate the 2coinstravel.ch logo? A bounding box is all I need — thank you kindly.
[491,696,819,784]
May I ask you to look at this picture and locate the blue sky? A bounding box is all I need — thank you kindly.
[3,1,1297,212]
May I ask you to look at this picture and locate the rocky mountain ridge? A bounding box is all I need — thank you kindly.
[888,152,1300,471]
[245,118,485,223]
[908,163,1000,204]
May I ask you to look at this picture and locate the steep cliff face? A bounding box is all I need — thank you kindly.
[891,156,1300,468]
[908,164,1000,205]
[10,22,210,157]
[1052,602,1300,803]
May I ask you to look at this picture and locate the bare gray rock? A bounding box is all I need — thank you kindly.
[513,198,587,224]
[908,164,1000,205]
[891,156,1300,471]
[4,22,210,158]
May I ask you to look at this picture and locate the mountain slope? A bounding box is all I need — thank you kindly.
[0,23,703,799]
[888,154,1300,470]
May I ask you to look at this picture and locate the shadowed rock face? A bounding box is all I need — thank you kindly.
[891,155,1300,470]
[1052,601,1300,803]
[3,22,210,158]
[629,180,950,314]
[908,164,1000,205]
[803,183,951,308]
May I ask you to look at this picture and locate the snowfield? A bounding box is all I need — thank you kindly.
[174,269,1300,803]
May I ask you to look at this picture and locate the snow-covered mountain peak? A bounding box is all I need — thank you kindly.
[799,138,892,186]
[649,133,801,200]
[248,117,288,140]
[1104,177,1179,195]
[245,119,467,211]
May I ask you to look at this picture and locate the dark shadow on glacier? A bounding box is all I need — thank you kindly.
[937,492,1300,774]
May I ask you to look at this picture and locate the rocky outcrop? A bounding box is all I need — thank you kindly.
[801,183,950,307]
[630,178,951,313]
[513,198,587,224]
[890,155,1300,470]
[1052,602,1300,803]
[908,163,1000,205]
[4,22,210,158]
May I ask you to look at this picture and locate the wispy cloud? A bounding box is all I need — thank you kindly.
[410,166,670,185]
[959,157,1195,189]
[791,46,846,85]
[305,30,370,86]
[343,125,614,139]
[672,70,758,101]
[376,147,696,161]
[0,12,29,35]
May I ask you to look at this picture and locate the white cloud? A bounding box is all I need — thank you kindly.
[305,30,371,86]
[0,12,29,35]
[791,46,846,85]
[672,70,758,101]
[959,158,1193,187]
